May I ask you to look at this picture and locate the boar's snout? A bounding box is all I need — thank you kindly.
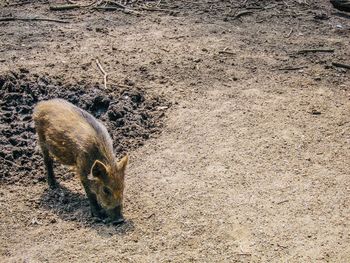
[106,205,124,224]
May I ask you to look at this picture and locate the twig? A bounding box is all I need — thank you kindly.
[166,35,186,39]
[96,59,108,89]
[94,6,140,14]
[297,49,335,54]
[285,28,293,38]
[145,213,155,219]
[332,62,350,69]
[277,243,288,249]
[0,156,21,168]
[0,17,70,23]
[219,50,235,55]
[278,66,306,71]
[232,10,254,20]
[276,200,289,204]
[241,0,249,7]
[50,4,80,10]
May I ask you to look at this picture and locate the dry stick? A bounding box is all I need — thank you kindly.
[332,62,350,69]
[0,17,70,23]
[219,50,235,55]
[94,6,140,14]
[285,28,293,38]
[96,59,108,89]
[297,49,335,54]
[232,10,254,19]
[0,156,21,168]
[167,35,186,39]
[49,4,80,10]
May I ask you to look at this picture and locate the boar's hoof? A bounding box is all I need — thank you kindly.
[91,208,107,219]
[112,218,125,225]
[103,217,125,225]
[48,180,58,189]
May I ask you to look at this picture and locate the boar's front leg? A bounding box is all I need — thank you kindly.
[77,162,106,219]
[39,143,57,189]
[81,179,106,219]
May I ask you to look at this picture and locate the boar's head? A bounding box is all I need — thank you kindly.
[89,155,128,224]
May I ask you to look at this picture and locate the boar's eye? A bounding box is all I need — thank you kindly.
[102,186,112,196]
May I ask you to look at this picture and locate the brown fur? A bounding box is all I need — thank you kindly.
[33,99,128,223]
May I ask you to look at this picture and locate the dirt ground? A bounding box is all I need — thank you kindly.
[0,0,349,262]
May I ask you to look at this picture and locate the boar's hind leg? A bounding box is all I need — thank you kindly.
[40,144,57,188]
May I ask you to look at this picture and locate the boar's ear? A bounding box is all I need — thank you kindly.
[91,160,109,181]
[117,155,128,173]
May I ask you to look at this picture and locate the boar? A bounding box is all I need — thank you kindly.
[33,98,128,224]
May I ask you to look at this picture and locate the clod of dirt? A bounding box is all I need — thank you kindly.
[0,70,168,185]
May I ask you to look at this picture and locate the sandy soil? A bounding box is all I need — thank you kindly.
[0,0,349,262]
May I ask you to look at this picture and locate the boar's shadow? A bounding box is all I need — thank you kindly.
[39,184,134,235]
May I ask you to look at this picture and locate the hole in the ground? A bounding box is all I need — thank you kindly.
[0,70,169,185]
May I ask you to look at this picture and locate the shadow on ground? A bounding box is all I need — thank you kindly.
[39,184,135,235]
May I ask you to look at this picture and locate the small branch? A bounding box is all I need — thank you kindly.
[49,4,80,10]
[144,213,155,219]
[0,17,70,23]
[94,6,140,14]
[219,50,235,55]
[0,157,21,168]
[297,49,335,54]
[285,28,293,38]
[166,35,186,39]
[276,200,289,205]
[332,62,350,69]
[232,10,254,20]
[277,243,288,249]
[96,59,108,89]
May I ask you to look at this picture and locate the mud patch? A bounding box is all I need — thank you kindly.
[0,70,168,185]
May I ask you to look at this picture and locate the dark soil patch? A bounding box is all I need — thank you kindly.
[0,70,168,185]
